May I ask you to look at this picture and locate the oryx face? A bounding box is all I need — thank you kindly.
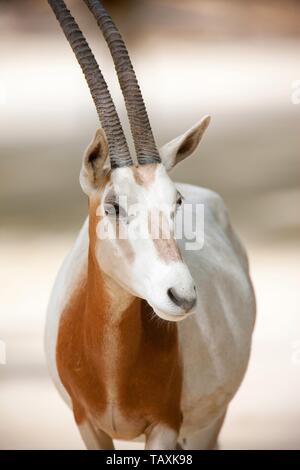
[50,0,210,320]
[80,116,210,322]
[95,164,195,321]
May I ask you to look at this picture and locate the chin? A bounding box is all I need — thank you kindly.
[152,307,190,323]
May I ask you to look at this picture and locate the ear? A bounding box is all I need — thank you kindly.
[159,115,211,171]
[79,128,109,195]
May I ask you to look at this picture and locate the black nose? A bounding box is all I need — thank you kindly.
[167,287,196,312]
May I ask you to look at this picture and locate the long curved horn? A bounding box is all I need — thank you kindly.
[48,0,132,168]
[84,0,161,166]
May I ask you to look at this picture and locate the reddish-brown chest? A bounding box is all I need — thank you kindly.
[56,261,182,438]
[56,198,182,437]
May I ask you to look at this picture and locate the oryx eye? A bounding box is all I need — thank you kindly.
[104,202,119,216]
[176,193,183,208]
[113,203,120,216]
[104,189,122,218]
[104,198,126,218]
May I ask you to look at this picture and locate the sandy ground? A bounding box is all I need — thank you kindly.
[0,233,299,450]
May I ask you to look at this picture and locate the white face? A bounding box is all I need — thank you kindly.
[94,164,197,322]
[81,117,210,321]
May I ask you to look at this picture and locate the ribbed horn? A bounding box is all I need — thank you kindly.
[48,0,133,168]
[84,0,161,166]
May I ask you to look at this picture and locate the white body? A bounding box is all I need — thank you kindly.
[45,182,255,449]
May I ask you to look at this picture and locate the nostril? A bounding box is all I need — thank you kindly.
[167,287,196,312]
[167,287,181,307]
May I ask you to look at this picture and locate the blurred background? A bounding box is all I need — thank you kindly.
[0,0,299,449]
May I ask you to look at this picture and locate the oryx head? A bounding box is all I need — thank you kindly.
[49,0,210,321]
